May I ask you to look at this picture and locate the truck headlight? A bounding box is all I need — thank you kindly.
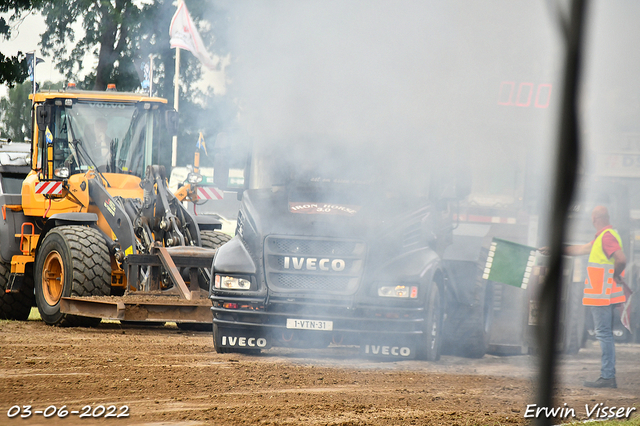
[378,285,418,298]
[215,275,251,290]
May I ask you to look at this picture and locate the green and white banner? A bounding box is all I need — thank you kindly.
[483,238,537,289]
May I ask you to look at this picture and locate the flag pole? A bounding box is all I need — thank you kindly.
[171,0,183,168]
[149,54,154,97]
[172,46,180,168]
[31,50,36,106]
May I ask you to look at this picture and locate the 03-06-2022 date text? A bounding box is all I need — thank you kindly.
[7,404,129,419]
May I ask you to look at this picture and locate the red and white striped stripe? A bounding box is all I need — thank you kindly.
[197,186,223,200]
[35,181,63,195]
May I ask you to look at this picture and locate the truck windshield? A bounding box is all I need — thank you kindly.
[248,140,432,199]
[250,139,376,189]
[40,100,170,178]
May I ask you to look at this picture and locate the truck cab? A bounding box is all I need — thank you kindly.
[209,139,489,360]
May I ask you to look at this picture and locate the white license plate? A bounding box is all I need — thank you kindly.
[286,319,333,331]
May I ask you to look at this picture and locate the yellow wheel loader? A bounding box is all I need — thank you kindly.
[0,86,229,326]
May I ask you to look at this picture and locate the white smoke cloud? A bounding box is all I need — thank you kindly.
[214,1,560,184]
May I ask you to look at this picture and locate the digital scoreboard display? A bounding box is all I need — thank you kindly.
[498,81,552,108]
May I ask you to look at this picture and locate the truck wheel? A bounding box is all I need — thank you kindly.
[0,262,35,321]
[456,283,494,358]
[197,230,232,290]
[212,323,262,354]
[416,284,443,361]
[34,226,111,327]
[213,323,232,353]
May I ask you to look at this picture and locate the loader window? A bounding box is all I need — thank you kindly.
[115,106,171,177]
[38,102,137,176]
[37,100,171,178]
[39,106,74,175]
[69,101,136,171]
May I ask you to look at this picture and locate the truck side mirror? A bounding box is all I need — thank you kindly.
[36,105,51,131]
[213,154,230,190]
[165,110,179,136]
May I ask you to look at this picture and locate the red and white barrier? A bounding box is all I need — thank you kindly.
[197,186,223,200]
[35,181,63,195]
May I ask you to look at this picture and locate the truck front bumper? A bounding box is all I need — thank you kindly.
[211,294,426,358]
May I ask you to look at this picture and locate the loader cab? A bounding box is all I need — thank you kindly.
[33,91,177,180]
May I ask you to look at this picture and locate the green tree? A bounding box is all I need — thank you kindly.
[37,0,223,96]
[0,52,27,88]
[0,0,42,87]
[0,80,63,142]
[0,81,33,141]
[38,0,141,91]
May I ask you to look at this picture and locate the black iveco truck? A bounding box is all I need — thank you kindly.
[208,142,492,360]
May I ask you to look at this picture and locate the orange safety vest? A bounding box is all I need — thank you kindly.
[583,228,626,306]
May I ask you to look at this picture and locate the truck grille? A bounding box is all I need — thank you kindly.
[269,238,357,256]
[264,236,366,295]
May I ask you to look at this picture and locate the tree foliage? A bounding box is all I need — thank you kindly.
[0,80,64,142]
[0,52,28,88]
[0,0,42,87]
[0,81,31,141]
[38,0,141,91]
[37,0,225,95]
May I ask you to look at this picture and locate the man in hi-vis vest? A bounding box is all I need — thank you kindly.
[564,205,627,388]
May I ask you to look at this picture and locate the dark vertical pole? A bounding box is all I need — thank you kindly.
[536,1,587,425]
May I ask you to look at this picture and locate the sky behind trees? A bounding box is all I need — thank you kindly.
[0,9,226,98]
[0,12,67,97]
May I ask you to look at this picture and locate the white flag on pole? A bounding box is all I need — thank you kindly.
[169,2,217,70]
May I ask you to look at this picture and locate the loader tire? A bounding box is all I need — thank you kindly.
[200,230,232,250]
[35,226,111,327]
[196,230,232,291]
[0,261,35,321]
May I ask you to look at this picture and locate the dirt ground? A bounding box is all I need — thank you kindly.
[0,315,638,426]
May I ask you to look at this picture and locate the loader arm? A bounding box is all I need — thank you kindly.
[141,165,201,248]
[87,178,138,259]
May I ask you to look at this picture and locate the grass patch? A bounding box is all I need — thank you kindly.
[561,413,640,425]
[27,307,41,321]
